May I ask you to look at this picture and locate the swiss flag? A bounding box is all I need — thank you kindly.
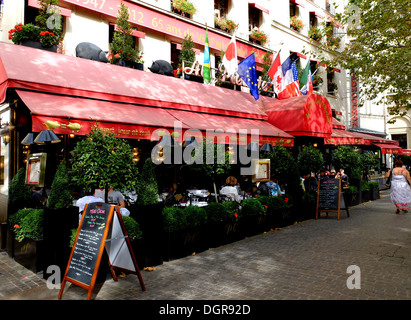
[222,33,238,77]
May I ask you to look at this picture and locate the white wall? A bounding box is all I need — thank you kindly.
[63,7,110,57]
[0,0,25,43]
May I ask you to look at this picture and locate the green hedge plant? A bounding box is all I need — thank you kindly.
[11,208,44,242]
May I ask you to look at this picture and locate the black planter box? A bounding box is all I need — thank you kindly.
[42,206,79,281]
[162,226,206,261]
[207,219,244,248]
[346,192,360,207]
[20,40,57,53]
[362,190,371,202]
[13,238,45,273]
[370,188,380,200]
[130,203,164,267]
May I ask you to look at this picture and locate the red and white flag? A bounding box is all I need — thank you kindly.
[222,33,238,77]
[267,53,284,96]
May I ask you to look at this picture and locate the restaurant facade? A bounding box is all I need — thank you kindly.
[0,0,402,227]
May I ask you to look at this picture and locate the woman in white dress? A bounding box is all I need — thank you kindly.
[386,158,411,214]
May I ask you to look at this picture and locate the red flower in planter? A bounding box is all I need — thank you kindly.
[284,198,289,203]
[14,224,19,229]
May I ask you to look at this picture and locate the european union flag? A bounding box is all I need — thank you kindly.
[237,53,259,100]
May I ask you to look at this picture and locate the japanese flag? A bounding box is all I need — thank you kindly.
[222,33,238,77]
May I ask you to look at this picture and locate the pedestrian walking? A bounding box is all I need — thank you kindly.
[386,158,411,214]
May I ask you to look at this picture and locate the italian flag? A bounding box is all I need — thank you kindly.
[300,61,313,95]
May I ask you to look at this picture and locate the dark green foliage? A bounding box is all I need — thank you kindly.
[122,216,142,240]
[222,201,240,217]
[240,198,266,216]
[183,205,207,228]
[109,2,141,65]
[12,208,44,242]
[8,168,31,202]
[47,160,73,209]
[205,202,231,223]
[70,123,139,202]
[8,208,32,227]
[265,146,300,194]
[297,145,324,175]
[137,158,158,205]
[332,146,362,179]
[162,206,185,232]
[179,34,196,66]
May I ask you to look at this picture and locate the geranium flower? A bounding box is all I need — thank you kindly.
[13,224,19,229]
[284,198,289,202]
[234,212,238,218]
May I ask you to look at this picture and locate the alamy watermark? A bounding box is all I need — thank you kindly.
[346,265,361,290]
[150,121,260,175]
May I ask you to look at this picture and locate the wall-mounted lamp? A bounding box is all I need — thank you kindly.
[34,130,61,144]
[2,134,10,145]
[261,143,274,152]
[21,133,35,145]
[247,142,259,152]
[313,143,318,148]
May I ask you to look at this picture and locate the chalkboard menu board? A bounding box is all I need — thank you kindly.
[317,178,340,212]
[66,202,110,285]
[59,202,114,300]
[316,178,349,220]
[59,203,145,300]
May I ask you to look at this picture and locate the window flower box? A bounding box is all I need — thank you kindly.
[290,16,304,32]
[308,26,322,41]
[172,0,196,18]
[214,16,238,34]
[249,28,268,45]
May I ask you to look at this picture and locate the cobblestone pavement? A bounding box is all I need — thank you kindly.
[1,190,410,304]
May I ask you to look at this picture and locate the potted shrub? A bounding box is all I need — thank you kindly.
[290,16,304,32]
[333,146,362,202]
[6,168,33,257]
[172,0,196,18]
[132,158,163,267]
[240,198,267,237]
[109,2,144,70]
[121,216,145,268]
[177,34,199,81]
[43,160,78,280]
[312,74,323,88]
[162,206,190,260]
[9,208,45,273]
[369,181,380,200]
[345,186,359,207]
[361,181,371,202]
[8,0,63,52]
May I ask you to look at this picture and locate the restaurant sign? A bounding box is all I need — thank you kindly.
[61,0,268,64]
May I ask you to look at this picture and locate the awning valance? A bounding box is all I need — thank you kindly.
[16,90,294,146]
[264,94,333,138]
[324,129,366,145]
[373,143,403,155]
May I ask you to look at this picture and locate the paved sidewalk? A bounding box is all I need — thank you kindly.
[1,190,410,302]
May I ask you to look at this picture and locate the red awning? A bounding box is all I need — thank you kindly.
[0,41,266,120]
[325,129,367,145]
[264,94,333,138]
[332,117,345,129]
[248,1,269,14]
[16,90,294,145]
[402,149,411,155]
[373,143,403,155]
